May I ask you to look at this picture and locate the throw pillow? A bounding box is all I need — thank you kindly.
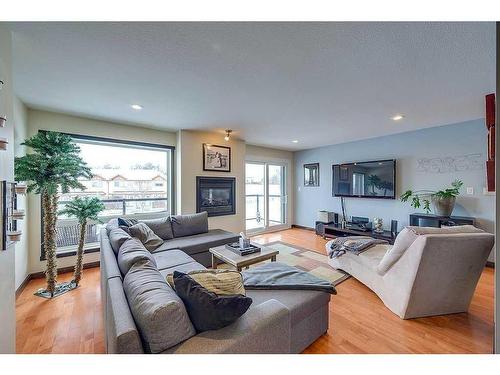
[170,212,209,238]
[108,227,132,255]
[127,222,163,251]
[173,271,252,332]
[140,216,174,240]
[118,217,138,227]
[166,269,246,296]
[123,260,196,353]
[117,238,157,275]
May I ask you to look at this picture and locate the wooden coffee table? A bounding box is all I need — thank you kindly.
[210,242,279,271]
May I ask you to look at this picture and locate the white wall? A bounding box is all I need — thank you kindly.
[0,24,16,354]
[245,144,295,228]
[177,130,246,234]
[13,96,29,289]
[26,109,177,274]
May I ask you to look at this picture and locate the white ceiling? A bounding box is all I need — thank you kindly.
[7,22,495,151]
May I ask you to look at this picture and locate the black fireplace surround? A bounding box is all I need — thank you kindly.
[196,176,236,217]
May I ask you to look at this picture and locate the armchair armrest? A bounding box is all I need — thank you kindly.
[164,299,291,354]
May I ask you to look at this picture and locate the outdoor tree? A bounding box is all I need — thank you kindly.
[59,197,105,287]
[15,131,92,298]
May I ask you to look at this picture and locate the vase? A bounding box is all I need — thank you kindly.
[431,196,456,217]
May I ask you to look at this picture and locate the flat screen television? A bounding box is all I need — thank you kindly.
[332,159,396,199]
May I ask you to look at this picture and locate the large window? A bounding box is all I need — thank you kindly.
[41,134,174,258]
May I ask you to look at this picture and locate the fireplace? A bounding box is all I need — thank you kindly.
[196,176,236,217]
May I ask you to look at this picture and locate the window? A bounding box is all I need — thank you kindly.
[41,133,175,259]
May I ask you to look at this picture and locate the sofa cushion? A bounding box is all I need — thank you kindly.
[171,212,209,238]
[246,288,330,326]
[127,222,163,252]
[153,229,240,256]
[123,261,196,353]
[159,261,206,279]
[106,218,119,234]
[108,228,132,255]
[153,249,195,271]
[407,224,483,235]
[140,217,174,240]
[377,227,418,275]
[117,238,157,275]
[173,271,252,332]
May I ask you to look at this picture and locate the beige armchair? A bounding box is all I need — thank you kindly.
[327,225,494,319]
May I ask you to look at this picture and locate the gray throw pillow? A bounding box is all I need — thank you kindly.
[106,218,119,235]
[117,238,157,275]
[171,212,209,238]
[140,217,174,240]
[128,222,164,251]
[108,228,132,255]
[123,260,196,353]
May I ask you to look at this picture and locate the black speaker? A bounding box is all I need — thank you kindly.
[315,221,326,236]
[391,220,398,236]
[333,213,339,225]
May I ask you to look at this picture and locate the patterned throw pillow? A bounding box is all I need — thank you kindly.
[166,269,246,296]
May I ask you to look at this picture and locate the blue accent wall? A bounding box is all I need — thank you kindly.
[294,119,494,235]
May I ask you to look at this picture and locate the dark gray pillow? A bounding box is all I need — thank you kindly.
[118,217,139,227]
[140,217,174,240]
[171,212,209,238]
[117,238,157,275]
[124,261,196,353]
[108,228,132,255]
[173,271,252,332]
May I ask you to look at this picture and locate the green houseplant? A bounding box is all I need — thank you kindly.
[15,131,92,298]
[400,179,463,216]
[59,197,105,287]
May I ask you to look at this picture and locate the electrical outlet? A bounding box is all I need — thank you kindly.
[466,187,474,195]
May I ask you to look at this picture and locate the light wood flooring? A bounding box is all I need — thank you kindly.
[16,228,494,354]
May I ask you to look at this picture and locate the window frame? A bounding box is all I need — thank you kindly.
[40,131,176,261]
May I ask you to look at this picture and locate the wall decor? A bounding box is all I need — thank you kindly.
[416,153,483,174]
[304,163,320,186]
[485,93,495,192]
[196,176,236,217]
[0,137,8,150]
[0,115,6,128]
[1,181,22,251]
[203,144,231,172]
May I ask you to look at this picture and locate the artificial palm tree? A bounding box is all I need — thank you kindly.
[59,197,105,286]
[15,131,92,297]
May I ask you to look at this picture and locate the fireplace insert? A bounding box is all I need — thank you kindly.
[196,176,236,217]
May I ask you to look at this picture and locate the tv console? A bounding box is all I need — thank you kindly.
[322,223,397,244]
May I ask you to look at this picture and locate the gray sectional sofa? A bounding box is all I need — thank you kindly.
[100,212,331,354]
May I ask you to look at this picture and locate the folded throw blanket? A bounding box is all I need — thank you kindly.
[242,262,336,295]
[328,236,388,259]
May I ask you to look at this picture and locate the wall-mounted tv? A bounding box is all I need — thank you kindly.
[332,159,396,199]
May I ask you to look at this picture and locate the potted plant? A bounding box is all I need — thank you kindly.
[400,179,463,216]
[59,196,105,287]
[15,131,92,298]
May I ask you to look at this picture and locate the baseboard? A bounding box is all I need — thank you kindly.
[292,224,315,231]
[15,274,32,299]
[486,261,495,268]
[29,261,101,280]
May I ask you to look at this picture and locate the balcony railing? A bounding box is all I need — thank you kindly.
[245,193,284,230]
[55,197,168,250]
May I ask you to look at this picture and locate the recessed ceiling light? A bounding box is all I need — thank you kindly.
[131,104,143,110]
[391,114,404,121]
[292,140,299,143]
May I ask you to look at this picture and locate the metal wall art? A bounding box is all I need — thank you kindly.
[1,181,26,251]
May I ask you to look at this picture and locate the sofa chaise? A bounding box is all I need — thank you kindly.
[100,212,331,353]
[328,225,494,319]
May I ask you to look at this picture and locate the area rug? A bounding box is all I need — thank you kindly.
[218,241,350,286]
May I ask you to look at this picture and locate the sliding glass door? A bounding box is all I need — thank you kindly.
[245,162,287,233]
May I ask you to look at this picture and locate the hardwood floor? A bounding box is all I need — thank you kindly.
[16,228,494,354]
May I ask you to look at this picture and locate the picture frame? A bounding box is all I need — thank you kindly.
[203,144,231,172]
[304,163,320,187]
